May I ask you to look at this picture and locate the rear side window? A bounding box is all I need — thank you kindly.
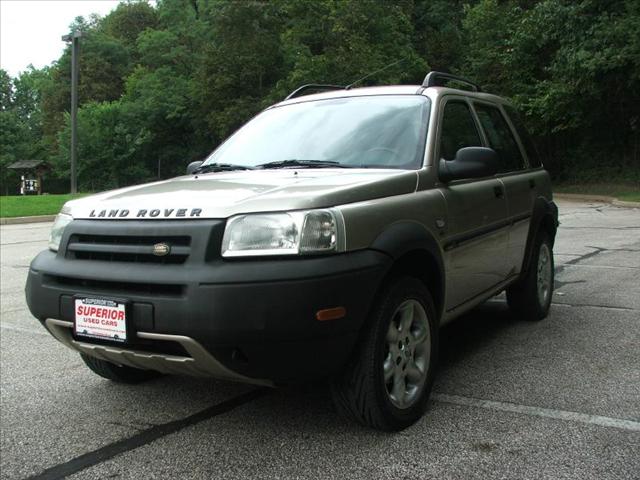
[503,105,542,167]
[474,103,526,173]
[439,101,482,161]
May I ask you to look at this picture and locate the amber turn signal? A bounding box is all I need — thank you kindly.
[315,306,346,321]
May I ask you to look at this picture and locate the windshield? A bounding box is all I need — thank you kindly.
[203,95,430,170]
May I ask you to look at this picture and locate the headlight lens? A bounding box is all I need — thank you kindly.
[48,213,73,252]
[222,210,340,257]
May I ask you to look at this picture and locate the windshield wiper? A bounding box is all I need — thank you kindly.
[193,163,255,174]
[256,159,356,169]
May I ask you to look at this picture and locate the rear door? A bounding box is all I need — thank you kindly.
[437,97,510,310]
[472,101,535,276]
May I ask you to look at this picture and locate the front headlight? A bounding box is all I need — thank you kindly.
[49,213,73,252]
[222,210,342,257]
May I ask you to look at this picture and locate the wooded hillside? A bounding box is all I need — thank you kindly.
[1,0,638,194]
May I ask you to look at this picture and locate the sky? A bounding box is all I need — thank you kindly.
[1,0,122,77]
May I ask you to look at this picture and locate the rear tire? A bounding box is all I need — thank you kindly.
[330,276,438,431]
[507,231,554,321]
[81,354,161,384]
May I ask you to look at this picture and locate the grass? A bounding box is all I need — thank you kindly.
[0,194,87,218]
[555,183,640,203]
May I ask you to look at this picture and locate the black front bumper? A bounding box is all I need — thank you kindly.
[26,225,391,383]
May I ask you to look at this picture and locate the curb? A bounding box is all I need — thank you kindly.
[0,215,56,225]
[555,193,639,208]
[612,199,640,208]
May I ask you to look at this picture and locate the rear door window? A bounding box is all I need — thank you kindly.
[503,105,542,167]
[439,101,482,161]
[474,103,526,173]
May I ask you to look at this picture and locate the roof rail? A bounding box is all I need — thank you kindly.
[285,84,345,100]
[422,71,481,92]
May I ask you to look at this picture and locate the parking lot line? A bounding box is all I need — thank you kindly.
[25,388,268,480]
[551,303,636,311]
[486,299,637,312]
[560,264,640,270]
[432,393,640,431]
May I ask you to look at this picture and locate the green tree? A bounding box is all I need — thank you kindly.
[0,69,13,110]
[411,0,466,72]
[54,100,153,191]
[101,0,158,46]
[278,0,426,92]
[194,0,286,141]
[462,0,640,181]
[0,68,50,194]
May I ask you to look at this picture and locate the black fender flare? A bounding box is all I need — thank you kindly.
[520,197,559,276]
[370,221,446,316]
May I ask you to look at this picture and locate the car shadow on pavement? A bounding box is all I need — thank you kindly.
[251,300,521,431]
[438,300,518,371]
[71,300,522,439]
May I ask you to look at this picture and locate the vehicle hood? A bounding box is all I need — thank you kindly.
[65,169,418,220]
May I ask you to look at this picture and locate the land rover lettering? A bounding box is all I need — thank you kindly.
[89,208,202,218]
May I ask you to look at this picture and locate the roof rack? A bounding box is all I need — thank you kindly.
[422,71,481,92]
[285,84,345,100]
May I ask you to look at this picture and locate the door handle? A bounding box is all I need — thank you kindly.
[494,185,504,198]
[529,179,536,189]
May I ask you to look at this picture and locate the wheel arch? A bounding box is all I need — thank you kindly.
[521,197,559,276]
[370,222,446,320]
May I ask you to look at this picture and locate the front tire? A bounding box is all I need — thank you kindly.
[330,276,438,431]
[507,231,554,321]
[81,354,161,384]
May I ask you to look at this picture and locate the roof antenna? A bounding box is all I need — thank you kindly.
[345,57,407,90]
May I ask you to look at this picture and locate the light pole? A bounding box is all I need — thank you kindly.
[61,31,83,194]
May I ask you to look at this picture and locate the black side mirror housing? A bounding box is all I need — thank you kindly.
[439,147,498,183]
[186,160,204,175]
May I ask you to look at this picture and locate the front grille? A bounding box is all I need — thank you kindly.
[45,275,184,297]
[66,234,191,264]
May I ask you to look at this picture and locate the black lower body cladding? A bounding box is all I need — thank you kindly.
[25,248,391,383]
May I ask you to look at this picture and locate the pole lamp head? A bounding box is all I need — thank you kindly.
[61,31,83,42]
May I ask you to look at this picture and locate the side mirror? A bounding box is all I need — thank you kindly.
[186,160,203,175]
[439,147,498,183]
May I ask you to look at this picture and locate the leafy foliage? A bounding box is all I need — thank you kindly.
[461,0,640,182]
[0,67,50,194]
[1,0,638,194]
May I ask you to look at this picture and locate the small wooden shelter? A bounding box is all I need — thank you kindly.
[7,160,52,195]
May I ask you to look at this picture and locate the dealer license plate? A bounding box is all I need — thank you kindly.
[74,298,127,343]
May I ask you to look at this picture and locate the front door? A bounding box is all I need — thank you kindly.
[436,98,510,310]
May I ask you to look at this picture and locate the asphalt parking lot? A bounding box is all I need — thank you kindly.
[1,199,638,480]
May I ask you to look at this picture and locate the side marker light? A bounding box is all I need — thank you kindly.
[316,307,346,321]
